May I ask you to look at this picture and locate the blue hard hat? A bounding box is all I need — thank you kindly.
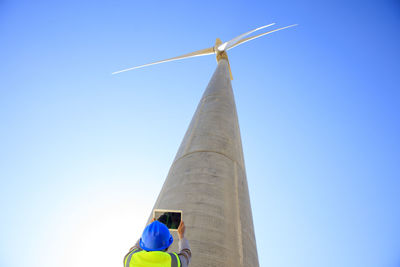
[139,221,173,251]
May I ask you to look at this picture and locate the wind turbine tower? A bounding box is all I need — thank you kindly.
[114,23,296,267]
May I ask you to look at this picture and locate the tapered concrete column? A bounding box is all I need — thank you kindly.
[150,59,259,267]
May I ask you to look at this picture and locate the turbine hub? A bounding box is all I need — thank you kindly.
[216,50,229,62]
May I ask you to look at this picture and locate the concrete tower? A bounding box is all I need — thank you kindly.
[150,58,259,267]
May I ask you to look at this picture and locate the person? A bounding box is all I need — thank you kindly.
[123,219,191,267]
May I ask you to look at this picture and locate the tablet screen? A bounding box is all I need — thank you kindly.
[154,211,181,230]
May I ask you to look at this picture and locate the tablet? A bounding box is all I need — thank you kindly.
[153,209,182,231]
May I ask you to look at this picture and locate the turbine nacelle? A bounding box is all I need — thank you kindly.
[213,38,233,80]
[214,38,228,61]
[112,23,298,79]
[213,38,223,54]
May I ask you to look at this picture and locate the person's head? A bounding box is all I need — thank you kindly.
[139,220,173,252]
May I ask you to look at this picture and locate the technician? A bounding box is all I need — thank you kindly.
[123,219,191,267]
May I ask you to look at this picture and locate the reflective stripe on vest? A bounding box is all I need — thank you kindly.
[168,253,180,267]
[124,249,139,267]
[125,249,181,267]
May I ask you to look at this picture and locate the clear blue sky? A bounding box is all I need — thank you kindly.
[1,0,399,266]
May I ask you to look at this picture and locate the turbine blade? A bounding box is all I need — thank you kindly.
[227,59,233,80]
[227,24,298,50]
[112,47,215,75]
[217,23,276,52]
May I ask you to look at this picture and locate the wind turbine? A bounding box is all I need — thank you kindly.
[116,24,296,267]
[112,23,297,79]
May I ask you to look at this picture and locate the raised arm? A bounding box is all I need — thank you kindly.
[177,221,192,267]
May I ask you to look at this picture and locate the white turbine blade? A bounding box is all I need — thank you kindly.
[112,47,215,75]
[227,24,298,50]
[217,23,276,52]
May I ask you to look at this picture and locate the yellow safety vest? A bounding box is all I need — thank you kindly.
[124,249,181,267]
